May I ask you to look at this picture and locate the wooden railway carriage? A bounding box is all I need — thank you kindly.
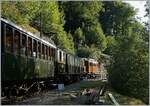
[55,51,85,82]
[1,18,56,95]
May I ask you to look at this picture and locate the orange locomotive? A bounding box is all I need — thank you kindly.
[83,58,99,74]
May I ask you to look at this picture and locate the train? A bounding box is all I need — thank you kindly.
[1,18,100,97]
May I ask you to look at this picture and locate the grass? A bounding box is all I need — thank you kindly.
[100,91,114,105]
[110,90,146,105]
[79,80,103,89]
[79,80,146,105]
[73,80,145,105]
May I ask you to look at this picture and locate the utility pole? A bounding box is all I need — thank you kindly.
[40,1,42,38]
[40,12,42,38]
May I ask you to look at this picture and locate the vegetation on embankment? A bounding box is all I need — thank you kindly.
[109,90,146,105]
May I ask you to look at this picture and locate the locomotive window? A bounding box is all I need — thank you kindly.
[21,34,27,56]
[14,30,20,54]
[37,42,41,58]
[90,63,93,66]
[28,37,32,57]
[6,25,13,52]
[33,40,37,57]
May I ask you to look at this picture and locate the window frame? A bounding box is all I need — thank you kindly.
[37,41,41,59]
[27,36,33,57]
[33,39,37,58]
[1,22,5,52]
[5,25,13,53]
[14,29,21,54]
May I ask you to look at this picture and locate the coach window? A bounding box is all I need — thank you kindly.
[6,25,13,52]
[51,48,54,60]
[42,44,45,59]
[50,48,52,60]
[51,48,53,60]
[21,34,27,55]
[28,37,32,57]
[33,39,37,57]
[14,30,20,54]
[49,47,52,60]
[59,51,61,62]
[47,46,49,60]
[44,45,46,59]
[37,42,41,58]
[48,46,50,60]
[1,22,4,52]
[63,52,65,62]
[53,48,55,60]
[45,46,48,60]
[70,55,72,65]
[49,47,51,60]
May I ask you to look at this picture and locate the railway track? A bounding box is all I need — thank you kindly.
[1,83,58,105]
[1,79,80,105]
[2,78,108,105]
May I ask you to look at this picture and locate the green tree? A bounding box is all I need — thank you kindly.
[101,1,149,104]
[2,1,27,24]
[99,1,136,36]
[61,1,107,53]
[2,1,75,53]
[85,23,107,51]
[74,27,85,48]
[2,1,39,33]
[108,23,149,104]
[30,1,75,53]
[60,1,103,33]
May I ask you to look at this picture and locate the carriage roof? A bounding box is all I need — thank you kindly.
[1,18,56,49]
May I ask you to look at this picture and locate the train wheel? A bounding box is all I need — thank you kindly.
[1,88,6,97]
[2,90,5,97]
[37,82,42,93]
[11,87,19,96]
[6,88,12,99]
